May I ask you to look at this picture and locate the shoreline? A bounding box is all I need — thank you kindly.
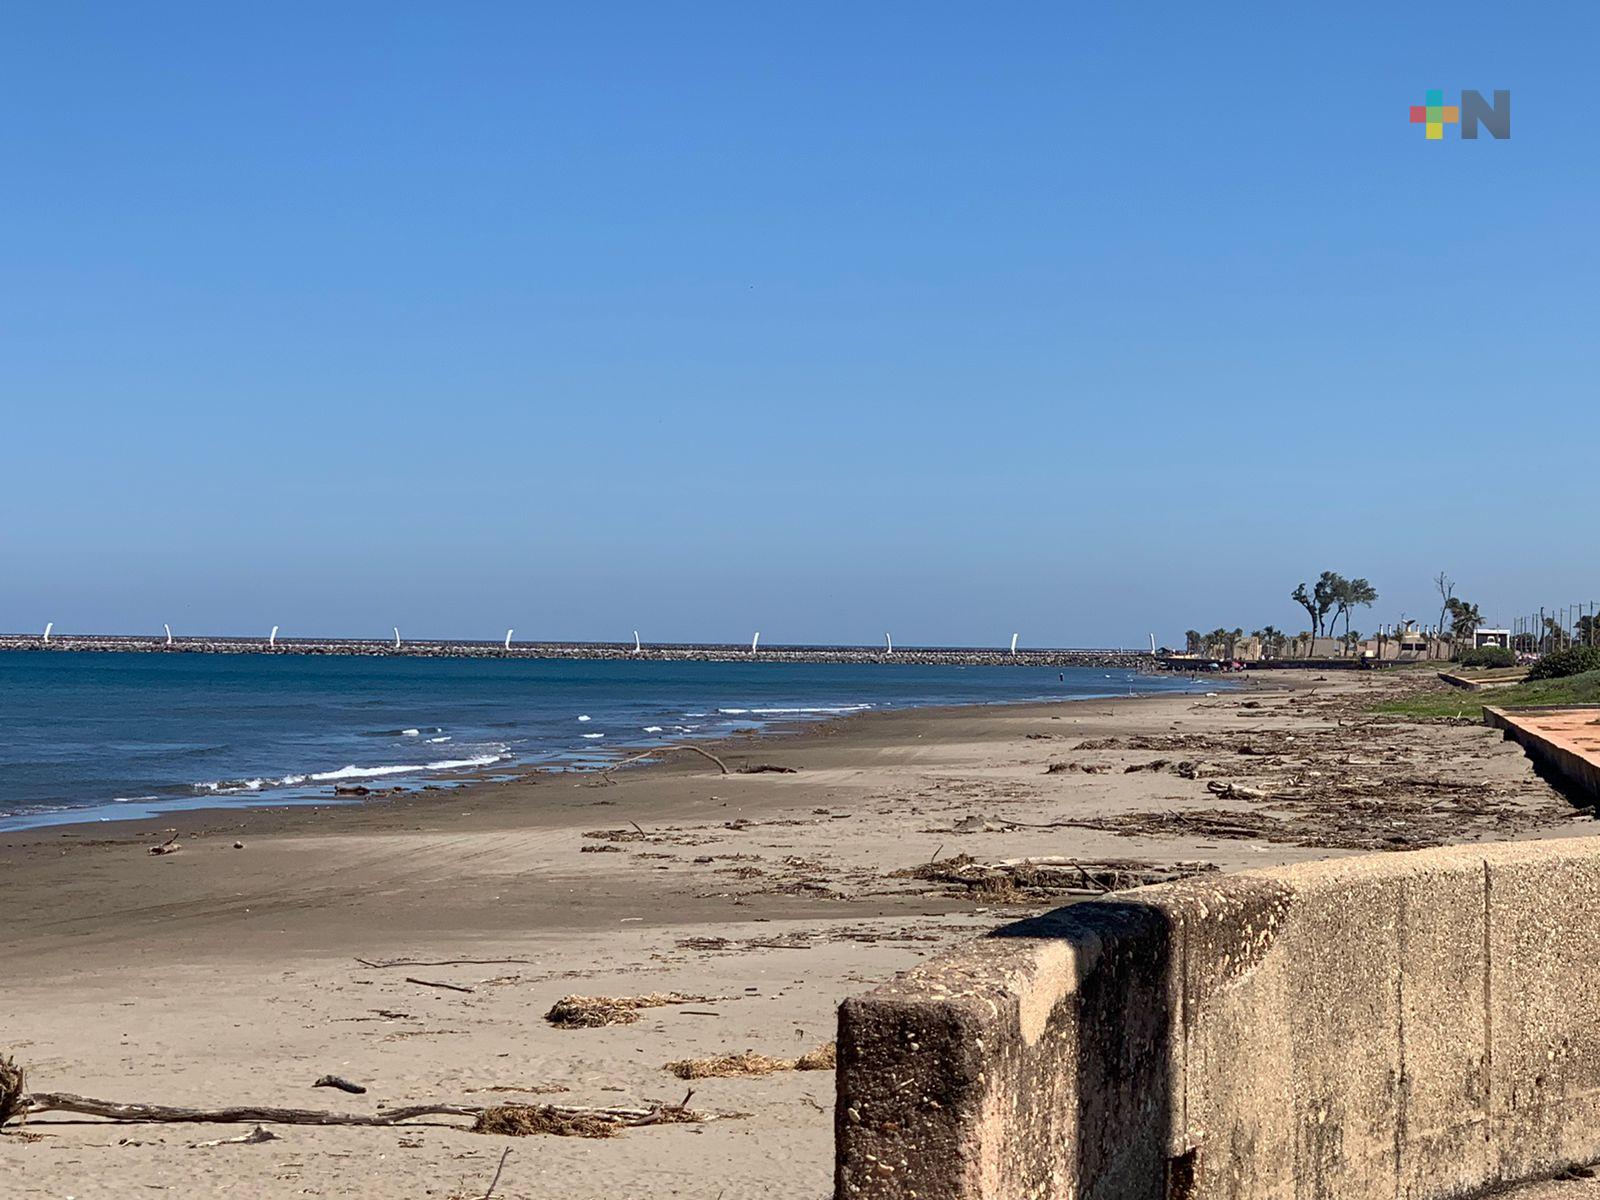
[0,671,1223,837]
[1,681,1228,842]
[5,667,1586,1198]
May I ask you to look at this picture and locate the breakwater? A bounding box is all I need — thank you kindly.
[0,633,1154,670]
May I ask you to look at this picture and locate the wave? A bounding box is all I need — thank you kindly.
[642,726,663,733]
[716,704,872,715]
[194,752,504,793]
[308,753,504,782]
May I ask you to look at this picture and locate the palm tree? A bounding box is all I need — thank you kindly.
[1341,578,1378,647]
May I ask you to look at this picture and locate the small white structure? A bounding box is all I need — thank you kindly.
[751,631,761,653]
[393,627,401,650]
[885,633,893,655]
[1149,633,1157,654]
[633,631,642,654]
[1474,628,1512,651]
[1010,633,1019,656]
[269,625,279,648]
[165,623,173,646]
[504,629,514,651]
[43,621,53,645]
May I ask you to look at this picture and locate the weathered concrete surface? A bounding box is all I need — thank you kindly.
[1440,669,1530,692]
[835,838,1600,1200]
[1485,706,1600,805]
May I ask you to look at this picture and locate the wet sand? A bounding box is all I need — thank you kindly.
[2,668,1592,1198]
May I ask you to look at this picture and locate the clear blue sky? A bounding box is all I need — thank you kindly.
[3,4,1594,646]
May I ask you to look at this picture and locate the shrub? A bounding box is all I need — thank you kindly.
[1456,646,1516,669]
[1528,645,1600,681]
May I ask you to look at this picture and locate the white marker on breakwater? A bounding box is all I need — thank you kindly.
[1010,633,1019,656]
[751,631,760,653]
[633,631,642,654]
[43,622,53,645]
[165,623,173,647]
[885,633,893,655]
[504,629,513,651]
[269,625,279,648]
[394,627,401,650]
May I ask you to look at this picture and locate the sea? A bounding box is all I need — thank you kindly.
[0,652,1212,831]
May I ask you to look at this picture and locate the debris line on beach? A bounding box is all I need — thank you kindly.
[893,854,1218,900]
[664,1044,836,1079]
[544,992,720,1028]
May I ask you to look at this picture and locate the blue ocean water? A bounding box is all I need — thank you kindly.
[0,652,1210,830]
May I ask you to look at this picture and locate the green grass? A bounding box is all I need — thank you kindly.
[1372,669,1600,719]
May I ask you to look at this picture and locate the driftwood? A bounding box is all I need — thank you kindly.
[355,957,535,970]
[20,1094,480,1125]
[193,1125,280,1147]
[481,1147,511,1197]
[313,1075,366,1094]
[595,743,729,782]
[0,1050,734,1137]
[12,1092,732,1135]
[406,976,474,994]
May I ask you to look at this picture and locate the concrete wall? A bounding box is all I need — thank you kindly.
[836,838,1600,1200]
[1485,707,1600,805]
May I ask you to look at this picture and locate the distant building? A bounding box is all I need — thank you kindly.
[1474,628,1512,651]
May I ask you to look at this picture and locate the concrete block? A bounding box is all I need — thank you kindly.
[838,838,1600,1200]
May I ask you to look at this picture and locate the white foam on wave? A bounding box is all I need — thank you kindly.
[642,726,663,733]
[581,732,604,739]
[577,714,591,722]
[401,728,420,737]
[196,753,503,793]
[716,704,872,716]
[309,753,504,782]
[427,736,451,743]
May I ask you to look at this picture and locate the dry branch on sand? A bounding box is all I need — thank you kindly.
[355,957,536,970]
[544,992,719,1028]
[591,743,729,784]
[0,1052,738,1139]
[664,1043,835,1080]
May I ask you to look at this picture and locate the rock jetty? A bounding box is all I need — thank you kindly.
[0,633,1152,669]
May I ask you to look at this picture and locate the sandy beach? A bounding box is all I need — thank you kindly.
[2,668,1593,1199]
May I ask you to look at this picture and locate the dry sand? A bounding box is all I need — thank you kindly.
[2,667,1594,1198]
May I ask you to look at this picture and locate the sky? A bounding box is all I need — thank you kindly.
[2,4,1595,647]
